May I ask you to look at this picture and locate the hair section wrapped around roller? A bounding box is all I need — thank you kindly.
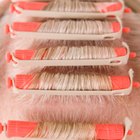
[10,0,125,19]
[7,67,138,96]
[6,41,136,66]
[0,118,132,140]
[5,17,131,40]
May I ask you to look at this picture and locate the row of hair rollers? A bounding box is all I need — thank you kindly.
[5,0,133,68]
[3,0,139,139]
[5,0,139,96]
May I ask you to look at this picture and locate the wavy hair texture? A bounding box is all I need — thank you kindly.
[27,121,96,140]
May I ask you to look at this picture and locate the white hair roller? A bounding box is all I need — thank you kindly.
[5,17,131,40]
[10,0,125,19]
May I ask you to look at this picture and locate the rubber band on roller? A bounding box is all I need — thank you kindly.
[11,48,127,61]
[6,42,136,67]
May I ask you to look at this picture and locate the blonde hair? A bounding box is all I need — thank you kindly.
[28,121,96,140]
[32,45,116,60]
[44,0,119,12]
[38,19,114,34]
[16,39,122,60]
[20,67,112,91]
